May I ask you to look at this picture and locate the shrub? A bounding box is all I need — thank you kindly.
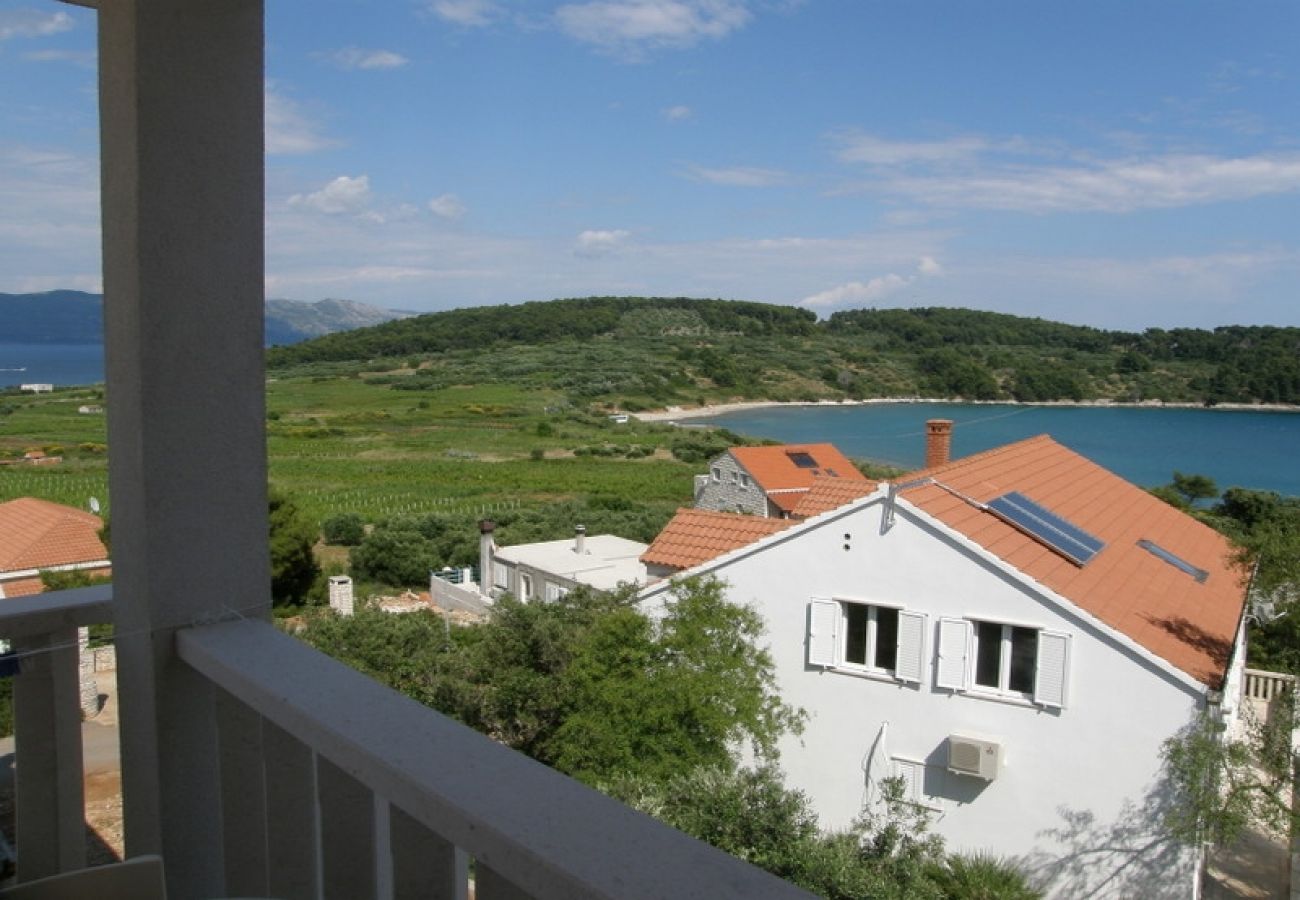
[321,512,365,546]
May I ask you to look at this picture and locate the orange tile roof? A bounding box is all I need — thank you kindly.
[898,435,1248,687]
[791,474,878,519]
[729,443,868,513]
[642,508,793,572]
[0,497,109,573]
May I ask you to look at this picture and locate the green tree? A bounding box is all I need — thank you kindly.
[321,512,365,546]
[1170,471,1218,507]
[269,488,321,606]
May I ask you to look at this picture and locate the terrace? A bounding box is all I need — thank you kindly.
[0,2,815,897]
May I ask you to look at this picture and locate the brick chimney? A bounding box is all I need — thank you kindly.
[925,419,954,469]
[479,519,496,590]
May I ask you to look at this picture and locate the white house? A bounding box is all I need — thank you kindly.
[641,427,1250,898]
[481,521,648,602]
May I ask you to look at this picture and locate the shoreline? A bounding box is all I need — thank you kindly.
[631,397,1300,423]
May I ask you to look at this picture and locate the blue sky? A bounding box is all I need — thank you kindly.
[1,1,1298,330]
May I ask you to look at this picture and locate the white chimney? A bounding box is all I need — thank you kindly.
[329,575,354,616]
[575,524,587,555]
[479,519,496,591]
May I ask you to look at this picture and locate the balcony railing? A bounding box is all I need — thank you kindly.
[3,588,814,899]
[1243,668,1295,704]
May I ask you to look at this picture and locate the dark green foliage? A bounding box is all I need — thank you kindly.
[1170,472,1218,506]
[39,569,110,591]
[301,577,798,785]
[1161,707,1297,847]
[266,297,1300,405]
[269,488,322,606]
[609,767,1040,899]
[349,526,444,587]
[321,512,365,545]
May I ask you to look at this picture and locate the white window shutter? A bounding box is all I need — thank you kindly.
[935,618,971,691]
[892,758,922,803]
[1034,630,1070,708]
[894,610,927,684]
[807,600,839,668]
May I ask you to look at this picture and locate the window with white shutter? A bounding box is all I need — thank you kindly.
[936,618,972,691]
[807,600,838,667]
[894,610,927,684]
[1034,630,1070,708]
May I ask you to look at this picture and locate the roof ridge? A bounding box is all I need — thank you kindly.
[898,433,1057,482]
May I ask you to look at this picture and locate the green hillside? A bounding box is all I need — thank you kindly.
[268,297,1300,407]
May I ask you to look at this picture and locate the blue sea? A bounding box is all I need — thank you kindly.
[696,403,1300,497]
[0,342,104,388]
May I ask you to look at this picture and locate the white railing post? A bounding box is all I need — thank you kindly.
[216,687,269,896]
[264,722,320,900]
[390,805,467,900]
[12,627,85,881]
[318,757,378,900]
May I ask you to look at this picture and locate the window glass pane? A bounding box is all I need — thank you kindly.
[844,603,869,665]
[874,607,899,670]
[974,621,1002,688]
[1009,627,1038,693]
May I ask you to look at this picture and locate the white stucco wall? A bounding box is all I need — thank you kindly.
[644,495,1208,898]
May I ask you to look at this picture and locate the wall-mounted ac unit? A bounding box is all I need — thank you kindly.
[947,734,1001,781]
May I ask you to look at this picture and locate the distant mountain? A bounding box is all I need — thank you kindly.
[0,290,408,346]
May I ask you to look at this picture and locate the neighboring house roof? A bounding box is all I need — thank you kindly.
[641,508,793,572]
[494,534,649,592]
[897,434,1248,687]
[0,497,108,573]
[729,443,868,513]
[791,474,878,519]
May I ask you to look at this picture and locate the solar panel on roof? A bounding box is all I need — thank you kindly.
[787,451,818,469]
[986,491,1105,566]
[1137,539,1209,583]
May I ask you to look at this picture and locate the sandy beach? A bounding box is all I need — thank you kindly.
[631,397,1300,424]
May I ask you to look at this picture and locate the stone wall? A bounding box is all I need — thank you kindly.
[693,452,769,516]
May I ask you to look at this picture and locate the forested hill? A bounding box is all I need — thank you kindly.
[265,297,1300,407]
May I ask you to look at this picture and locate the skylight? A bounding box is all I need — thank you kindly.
[1137,539,1209,583]
[787,451,818,469]
[986,492,1105,566]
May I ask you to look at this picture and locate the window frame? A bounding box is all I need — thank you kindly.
[807,598,925,684]
[936,616,1071,709]
[841,601,902,676]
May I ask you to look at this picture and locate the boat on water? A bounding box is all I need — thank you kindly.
[0,367,27,372]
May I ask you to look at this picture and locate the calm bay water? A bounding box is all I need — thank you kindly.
[0,342,104,388]
[697,403,1300,497]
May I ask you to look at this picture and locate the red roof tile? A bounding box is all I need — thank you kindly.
[791,474,878,519]
[729,444,868,513]
[0,497,109,573]
[642,508,793,572]
[898,435,1248,687]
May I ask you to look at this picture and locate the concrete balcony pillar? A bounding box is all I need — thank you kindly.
[96,0,268,894]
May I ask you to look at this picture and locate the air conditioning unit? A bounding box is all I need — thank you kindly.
[947,734,1001,781]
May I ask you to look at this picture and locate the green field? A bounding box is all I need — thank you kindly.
[0,375,705,526]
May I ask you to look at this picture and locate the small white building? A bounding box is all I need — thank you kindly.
[482,522,648,602]
[641,427,1249,898]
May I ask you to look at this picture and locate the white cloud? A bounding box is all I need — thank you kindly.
[835,133,990,167]
[0,9,73,41]
[431,0,501,26]
[799,257,942,310]
[685,164,787,187]
[882,152,1300,214]
[574,228,631,257]
[265,87,334,155]
[428,193,467,219]
[327,47,409,70]
[21,49,94,67]
[556,0,751,56]
[289,175,372,215]
[662,104,692,121]
[834,131,1300,215]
